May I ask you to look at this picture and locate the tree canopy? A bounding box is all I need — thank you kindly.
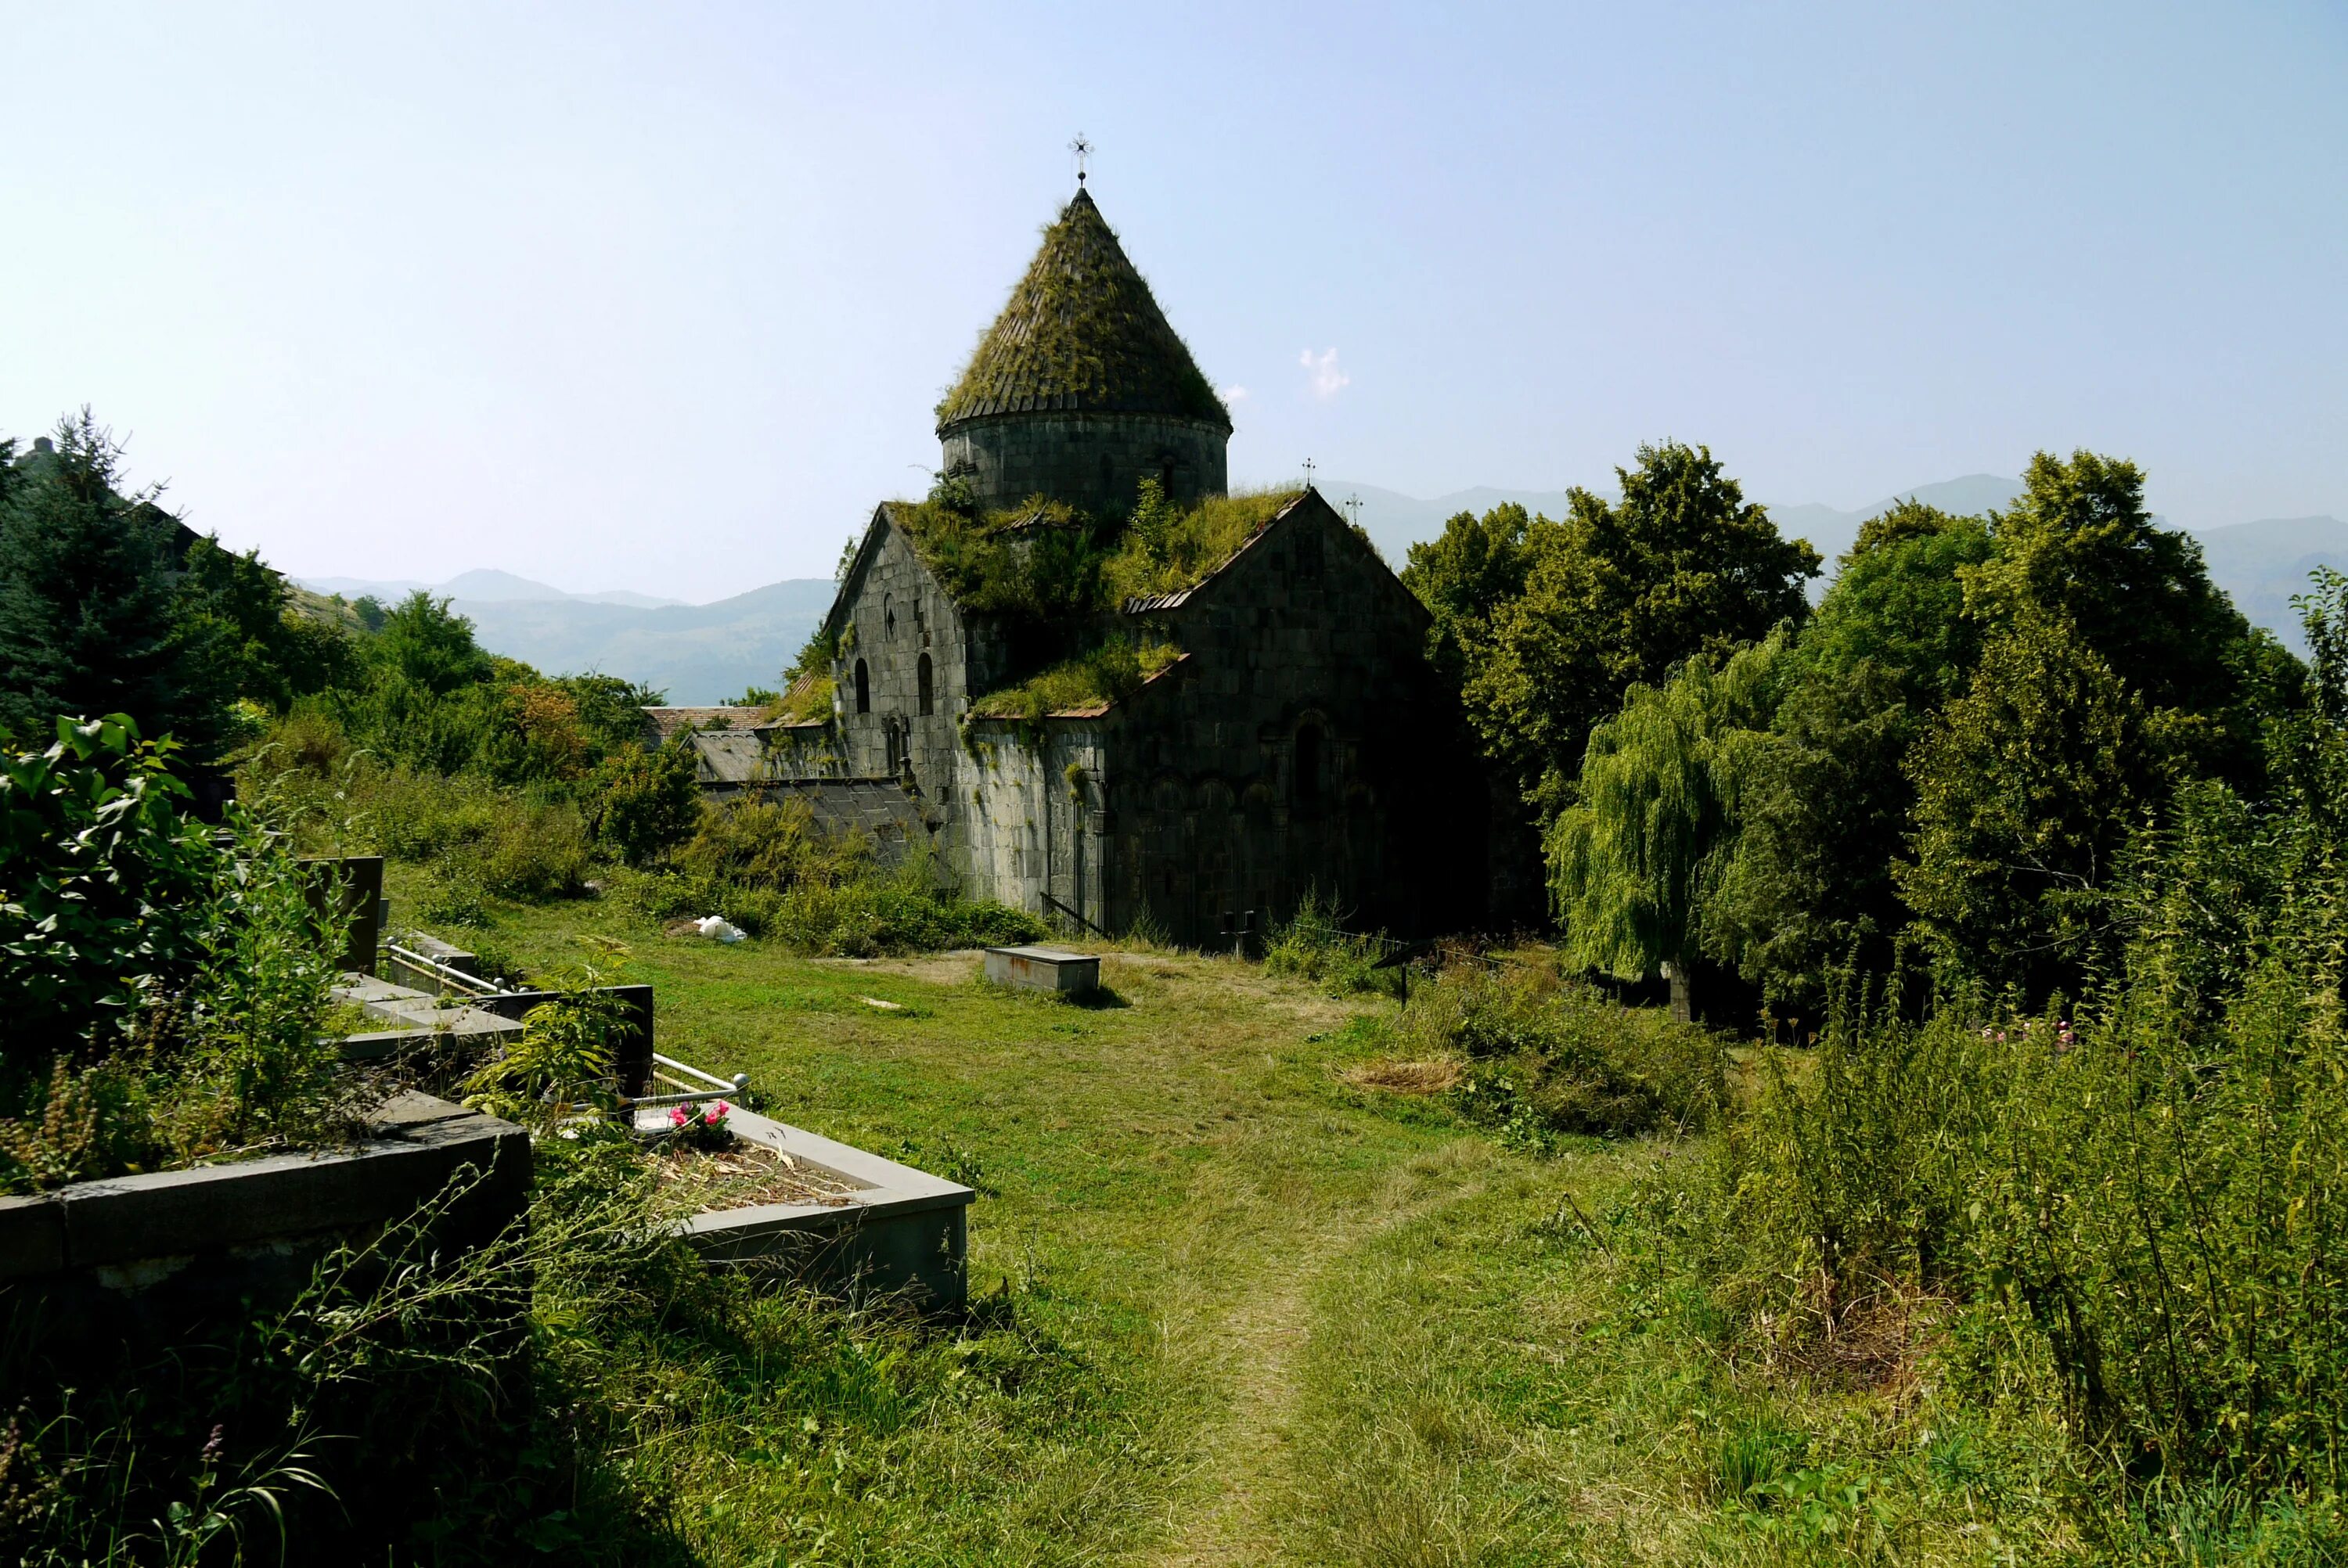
[1409,441,1820,812]
[0,413,225,750]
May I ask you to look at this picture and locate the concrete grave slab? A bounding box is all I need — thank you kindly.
[984,944,1100,996]
[671,1107,974,1314]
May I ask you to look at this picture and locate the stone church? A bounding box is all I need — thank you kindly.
[658,184,1492,944]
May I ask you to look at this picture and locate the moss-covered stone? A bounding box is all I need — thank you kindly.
[935,189,1230,432]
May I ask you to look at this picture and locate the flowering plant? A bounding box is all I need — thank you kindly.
[667,1099,733,1149]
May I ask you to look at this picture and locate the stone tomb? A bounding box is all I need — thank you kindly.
[665,1106,974,1314]
[984,944,1101,996]
[0,1093,528,1354]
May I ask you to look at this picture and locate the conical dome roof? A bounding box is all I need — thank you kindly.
[937,189,1231,433]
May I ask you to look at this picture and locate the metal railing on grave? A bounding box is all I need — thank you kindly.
[373,928,747,1130]
[614,1054,754,1130]
[380,940,507,998]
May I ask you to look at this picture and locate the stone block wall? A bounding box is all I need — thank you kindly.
[831,517,973,795]
[941,412,1227,516]
[952,722,1107,926]
[812,491,1493,940]
[1100,494,1487,944]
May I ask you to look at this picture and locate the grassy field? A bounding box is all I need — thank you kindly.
[464,886,2088,1566]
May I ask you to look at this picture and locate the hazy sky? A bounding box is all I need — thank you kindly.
[3,2,2343,602]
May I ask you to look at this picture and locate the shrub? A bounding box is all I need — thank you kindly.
[1262,889,1395,996]
[1403,966,1725,1142]
[622,797,1043,956]
[586,741,700,866]
[675,793,868,893]
[1671,868,2348,1485]
[463,972,628,1127]
[0,715,225,1064]
[0,732,350,1192]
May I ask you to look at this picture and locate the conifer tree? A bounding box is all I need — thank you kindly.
[0,413,225,750]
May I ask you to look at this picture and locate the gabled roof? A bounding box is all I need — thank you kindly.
[1119,487,1432,630]
[936,189,1230,433]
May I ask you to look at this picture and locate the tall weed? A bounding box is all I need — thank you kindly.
[1262,889,1398,996]
[1672,806,2348,1487]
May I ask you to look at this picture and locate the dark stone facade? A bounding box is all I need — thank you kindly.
[776,490,1491,944]
[940,411,1229,516]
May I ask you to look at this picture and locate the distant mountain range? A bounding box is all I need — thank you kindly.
[297,571,832,705]
[300,568,682,610]
[304,481,2348,702]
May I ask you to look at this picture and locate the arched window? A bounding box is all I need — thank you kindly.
[854,658,870,714]
[1294,723,1322,803]
[917,653,934,717]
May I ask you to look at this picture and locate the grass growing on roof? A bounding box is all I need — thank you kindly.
[966,635,1182,725]
[765,673,833,725]
[884,478,1302,624]
[934,187,1230,429]
[1104,481,1301,604]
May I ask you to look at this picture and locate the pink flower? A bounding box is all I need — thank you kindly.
[711,1100,732,1118]
[669,1106,690,1127]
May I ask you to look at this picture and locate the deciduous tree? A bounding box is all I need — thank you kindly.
[1463,442,1818,811]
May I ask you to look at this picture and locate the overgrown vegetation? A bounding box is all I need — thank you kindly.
[1,1114,1135,1564]
[0,716,351,1193]
[964,635,1181,723]
[933,184,1229,429]
[1426,445,2296,1018]
[1260,889,1398,995]
[888,477,1299,624]
[622,811,1043,955]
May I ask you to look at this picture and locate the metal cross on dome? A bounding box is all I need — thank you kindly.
[1069,134,1093,185]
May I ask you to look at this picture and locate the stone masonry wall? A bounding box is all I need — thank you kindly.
[827,514,985,886]
[952,722,1107,926]
[941,412,1227,517]
[815,494,1491,937]
[1100,494,1486,945]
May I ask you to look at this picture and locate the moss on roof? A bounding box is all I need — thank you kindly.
[966,637,1183,725]
[882,484,1302,621]
[936,189,1230,432]
[1105,486,1301,606]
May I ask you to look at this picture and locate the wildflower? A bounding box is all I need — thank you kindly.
[200,1424,225,1465]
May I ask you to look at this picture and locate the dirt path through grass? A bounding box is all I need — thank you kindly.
[1147,1153,1496,1566]
[485,912,1567,1563]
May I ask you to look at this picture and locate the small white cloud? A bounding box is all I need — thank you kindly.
[1220,384,1250,404]
[1299,347,1349,400]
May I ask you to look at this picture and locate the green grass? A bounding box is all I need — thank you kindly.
[420,885,2159,1563]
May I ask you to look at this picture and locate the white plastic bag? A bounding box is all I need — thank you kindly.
[696,915,748,943]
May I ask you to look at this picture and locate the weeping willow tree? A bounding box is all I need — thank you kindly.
[1548,632,1786,1020]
